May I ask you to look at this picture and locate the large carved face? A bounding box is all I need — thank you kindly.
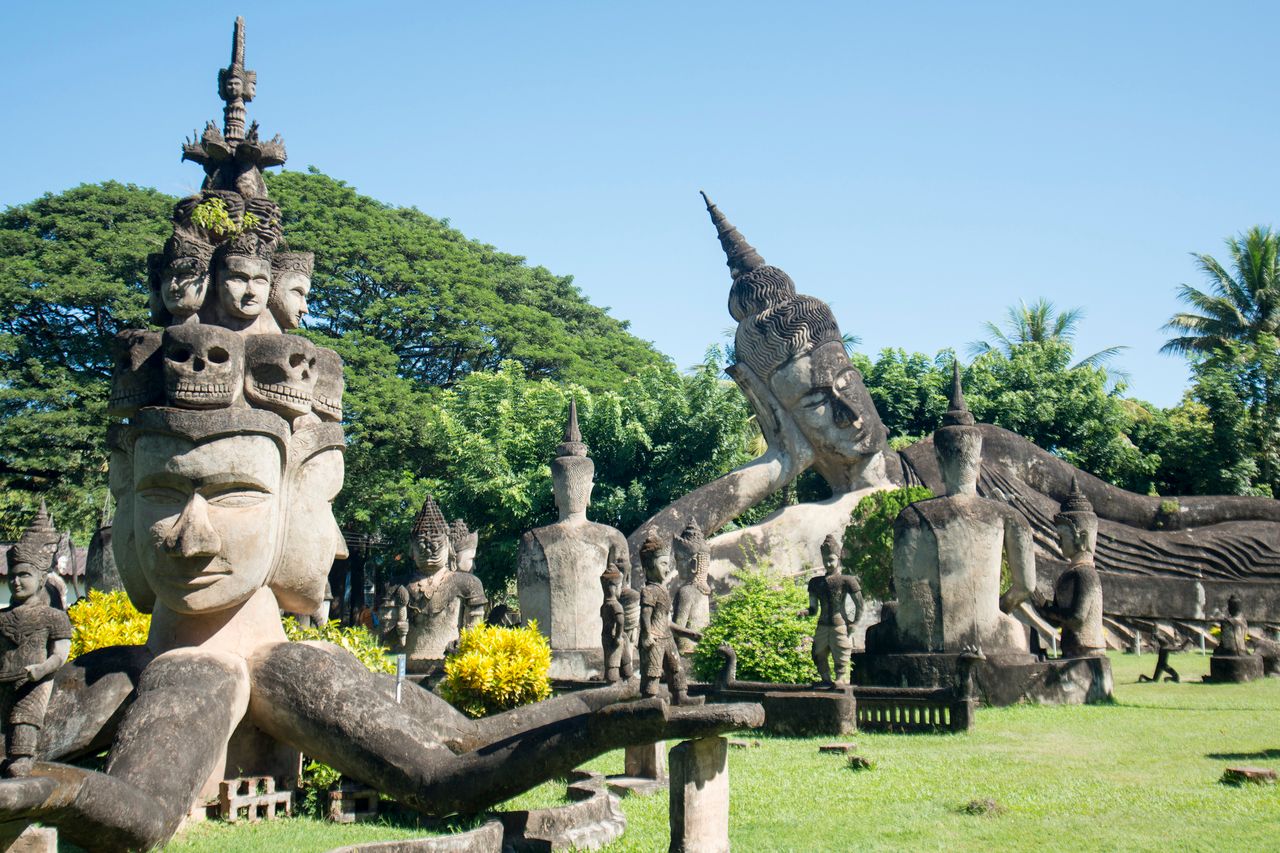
[162,258,210,318]
[769,345,885,475]
[7,564,42,603]
[270,444,347,613]
[268,270,311,330]
[410,532,449,575]
[216,254,271,321]
[130,433,283,614]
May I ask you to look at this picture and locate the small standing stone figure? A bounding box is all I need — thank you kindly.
[803,534,863,688]
[1038,477,1105,657]
[638,532,689,703]
[618,556,641,656]
[1,505,73,777]
[599,566,634,683]
[1218,595,1249,656]
[672,519,712,655]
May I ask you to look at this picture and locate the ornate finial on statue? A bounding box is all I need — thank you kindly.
[556,398,588,458]
[411,495,449,539]
[218,16,257,144]
[1056,476,1095,518]
[700,191,765,279]
[943,359,975,427]
[7,500,59,572]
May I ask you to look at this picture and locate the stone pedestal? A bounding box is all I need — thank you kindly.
[1209,654,1264,683]
[669,736,729,853]
[760,690,856,737]
[852,651,1113,706]
[607,741,667,797]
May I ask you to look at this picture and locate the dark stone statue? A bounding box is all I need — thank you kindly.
[1208,594,1262,682]
[1036,478,1105,657]
[803,534,863,688]
[638,532,689,703]
[1,506,72,778]
[599,566,633,683]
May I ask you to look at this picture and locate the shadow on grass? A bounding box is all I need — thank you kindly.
[1204,748,1280,761]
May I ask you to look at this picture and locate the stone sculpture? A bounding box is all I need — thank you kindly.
[448,519,479,574]
[1209,594,1262,682]
[630,193,895,578]
[0,508,72,778]
[1036,478,1105,657]
[0,22,762,849]
[267,251,313,331]
[388,496,486,670]
[803,534,863,688]
[600,566,634,683]
[634,194,1280,634]
[672,520,712,654]
[638,532,691,704]
[517,401,632,679]
[878,363,1035,654]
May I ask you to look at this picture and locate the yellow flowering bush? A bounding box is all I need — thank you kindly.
[441,622,552,717]
[68,589,151,659]
[282,617,395,674]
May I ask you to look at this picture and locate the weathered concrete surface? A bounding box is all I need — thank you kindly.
[668,736,729,853]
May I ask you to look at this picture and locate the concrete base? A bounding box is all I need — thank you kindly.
[1209,654,1264,683]
[669,737,729,853]
[499,771,625,852]
[761,691,856,736]
[607,741,667,797]
[852,651,1112,706]
[2,827,56,853]
[548,649,605,681]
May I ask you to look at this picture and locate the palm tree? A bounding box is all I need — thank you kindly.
[967,297,1128,371]
[1161,226,1280,357]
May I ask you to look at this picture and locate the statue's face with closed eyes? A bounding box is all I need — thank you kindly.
[130,432,283,615]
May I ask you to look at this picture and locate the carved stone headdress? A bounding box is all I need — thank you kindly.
[820,532,842,558]
[551,399,594,497]
[412,496,450,541]
[673,518,709,562]
[935,360,980,457]
[638,529,670,563]
[701,192,842,380]
[1053,476,1097,531]
[7,502,58,575]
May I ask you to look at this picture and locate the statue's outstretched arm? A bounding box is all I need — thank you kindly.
[249,642,762,816]
[1000,512,1036,613]
[39,644,153,762]
[628,361,814,552]
[0,649,249,852]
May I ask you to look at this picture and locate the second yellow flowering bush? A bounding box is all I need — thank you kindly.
[441,622,552,717]
[68,589,151,659]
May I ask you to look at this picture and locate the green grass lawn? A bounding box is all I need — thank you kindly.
[170,652,1280,852]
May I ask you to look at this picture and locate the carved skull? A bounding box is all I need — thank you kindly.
[244,334,318,419]
[162,324,244,410]
[312,347,344,422]
[108,330,163,418]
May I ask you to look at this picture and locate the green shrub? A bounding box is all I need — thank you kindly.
[440,622,552,717]
[297,759,343,818]
[282,617,395,674]
[692,570,818,684]
[67,589,150,659]
[842,486,933,600]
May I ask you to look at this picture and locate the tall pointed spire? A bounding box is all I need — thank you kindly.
[700,191,765,279]
[8,500,59,570]
[556,398,588,458]
[943,359,975,426]
[411,495,449,538]
[217,16,256,143]
[1059,475,1094,515]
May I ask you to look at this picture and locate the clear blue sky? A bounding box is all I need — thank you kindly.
[5,1,1278,407]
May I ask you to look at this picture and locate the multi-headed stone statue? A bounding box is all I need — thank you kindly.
[0,506,72,778]
[880,363,1035,654]
[387,496,486,670]
[517,401,632,679]
[672,519,712,654]
[803,534,863,688]
[599,565,634,683]
[638,531,693,704]
[0,22,761,849]
[1037,478,1105,657]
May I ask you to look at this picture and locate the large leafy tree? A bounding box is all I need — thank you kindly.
[266,169,666,390]
[1161,227,1280,495]
[0,182,172,538]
